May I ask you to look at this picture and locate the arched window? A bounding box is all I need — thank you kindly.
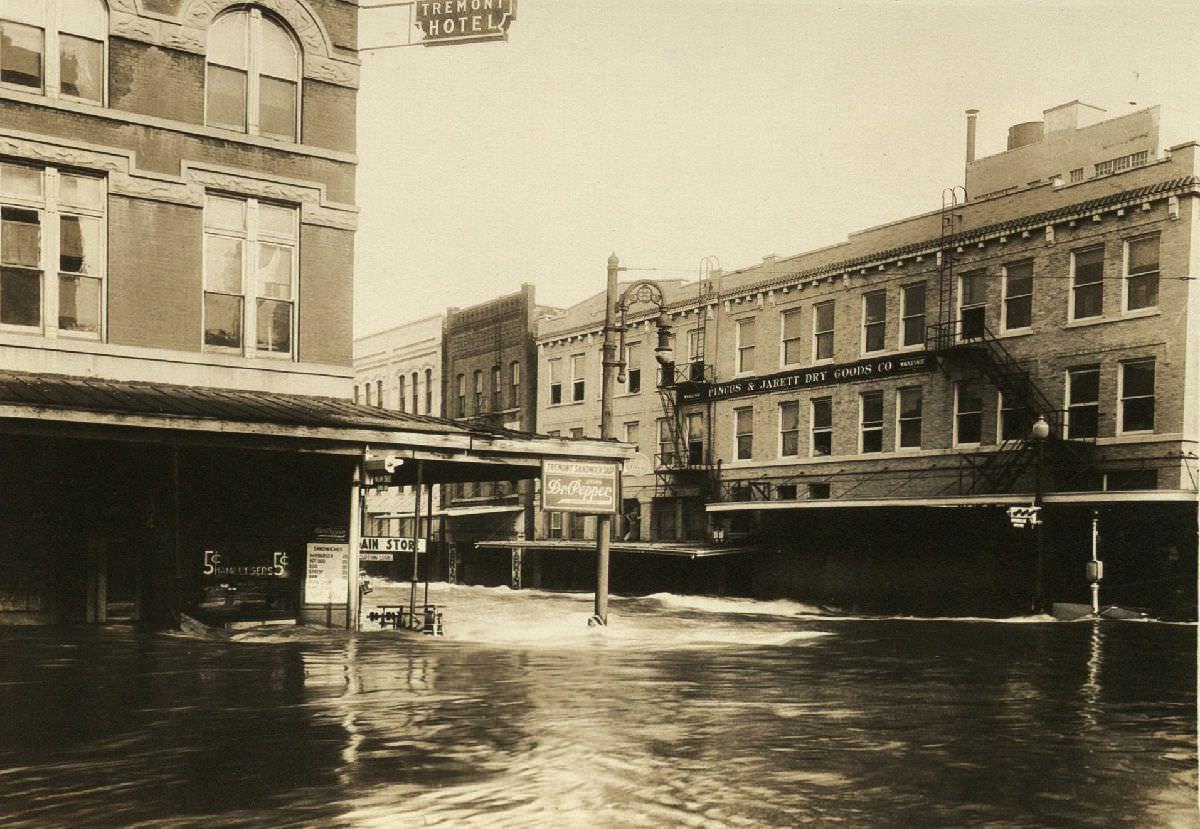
[0,0,106,103]
[424,368,432,414]
[206,8,300,141]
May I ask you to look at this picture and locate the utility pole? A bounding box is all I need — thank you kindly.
[592,253,621,626]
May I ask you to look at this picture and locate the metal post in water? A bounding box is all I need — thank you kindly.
[424,484,432,609]
[410,459,423,627]
[593,253,621,626]
[1090,510,1101,615]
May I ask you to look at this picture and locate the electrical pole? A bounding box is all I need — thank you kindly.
[592,253,621,626]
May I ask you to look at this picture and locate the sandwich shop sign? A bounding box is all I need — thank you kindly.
[543,459,619,515]
[417,0,516,46]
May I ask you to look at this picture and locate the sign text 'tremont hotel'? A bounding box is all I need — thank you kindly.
[417,0,517,46]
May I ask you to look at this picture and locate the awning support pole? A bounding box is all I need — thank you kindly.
[410,459,423,624]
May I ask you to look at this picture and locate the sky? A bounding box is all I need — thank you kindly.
[353,0,1200,338]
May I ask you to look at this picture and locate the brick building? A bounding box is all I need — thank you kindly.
[532,103,1199,617]
[0,0,627,628]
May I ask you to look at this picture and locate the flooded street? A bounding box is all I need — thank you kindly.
[0,583,1195,828]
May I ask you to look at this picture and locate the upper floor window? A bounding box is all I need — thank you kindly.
[954,381,983,446]
[958,270,987,339]
[862,290,886,353]
[1002,261,1033,332]
[375,379,383,408]
[1070,246,1104,320]
[781,308,803,366]
[397,374,406,413]
[735,318,756,373]
[859,390,883,453]
[1119,359,1155,434]
[734,406,753,460]
[1124,235,1159,312]
[571,353,585,402]
[473,369,483,412]
[896,386,922,449]
[492,364,502,410]
[0,162,106,337]
[455,373,465,416]
[624,342,641,394]
[0,0,106,104]
[425,367,433,414]
[509,361,520,409]
[548,357,562,405]
[207,9,300,142]
[1066,366,1099,439]
[810,397,832,456]
[203,195,297,356]
[411,370,419,413]
[900,283,925,348]
[779,400,799,457]
[813,300,834,361]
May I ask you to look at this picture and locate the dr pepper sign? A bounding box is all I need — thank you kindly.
[542,460,619,514]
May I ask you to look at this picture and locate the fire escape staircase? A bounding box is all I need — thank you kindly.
[655,361,717,498]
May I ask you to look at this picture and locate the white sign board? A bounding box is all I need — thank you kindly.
[359,552,394,562]
[359,537,427,554]
[305,542,349,605]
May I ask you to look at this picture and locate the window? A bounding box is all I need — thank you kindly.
[492,365,502,411]
[781,308,803,365]
[1002,261,1033,331]
[203,195,297,355]
[207,9,300,141]
[735,318,756,373]
[687,328,702,362]
[548,358,562,405]
[1066,366,1099,439]
[813,301,834,361]
[1125,235,1159,312]
[623,421,639,451]
[548,511,563,539]
[408,370,417,413]
[396,374,406,413]
[455,373,465,416]
[859,391,883,453]
[862,290,886,353]
[0,163,105,336]
[734,407,753,460]
[1119,359,1154,433]
[686,412,705,465]
[1,0,106,103]
[1071,246,1104,320]
[375,379,382,408]
[779,401,799,457]
[509,361,520,409]
[571,354,585,402]
[353,385,359,404]
[1094,151,1148,177]
[997,391,1031,443]
[896,387,922,449]
[657,418,674,466]
[810,397,832,456]
[473,369,483,413]
[424,368,433,414]
[959,270,987,339]
[569,427,584,439]
[954,382,982,445]
[546,430,560,438]
[900,283,925,348]
[364,382,372,407]
[624,342,641,393]
[1069,168,1084,184]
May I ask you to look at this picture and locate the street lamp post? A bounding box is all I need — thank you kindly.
[1030,414,1051,613]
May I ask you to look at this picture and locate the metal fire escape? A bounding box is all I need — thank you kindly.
[926,188,1096,494]
[654,258,720,499]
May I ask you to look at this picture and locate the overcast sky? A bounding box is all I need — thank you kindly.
[353,0,1200,337]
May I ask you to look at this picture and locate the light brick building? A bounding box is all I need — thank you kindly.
[532,102,1199,617]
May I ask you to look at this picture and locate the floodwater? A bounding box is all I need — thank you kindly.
[0,583,1195,829]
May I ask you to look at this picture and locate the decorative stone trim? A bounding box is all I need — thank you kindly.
[0,128,357,230]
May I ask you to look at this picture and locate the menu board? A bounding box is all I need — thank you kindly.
[304,542,349,605]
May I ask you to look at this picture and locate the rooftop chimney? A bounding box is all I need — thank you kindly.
[965,109,979,163]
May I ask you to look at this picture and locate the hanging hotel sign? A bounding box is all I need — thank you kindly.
[416,0,516,46]
[542,459,619,514]
[679,352,936,404]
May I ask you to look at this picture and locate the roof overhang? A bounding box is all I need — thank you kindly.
[708,490,1200,511]
[474,539,758,559]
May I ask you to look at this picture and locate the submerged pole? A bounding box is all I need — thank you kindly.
[410,459,423,626]
[593,253,620,626]
[1090,510,1101,615]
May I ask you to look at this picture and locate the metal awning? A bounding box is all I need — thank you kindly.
[708,489,1200,512]
[474,539,758,559]
[443,504,525,518]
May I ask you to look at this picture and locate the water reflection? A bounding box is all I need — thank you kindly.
[0,585,1194,828]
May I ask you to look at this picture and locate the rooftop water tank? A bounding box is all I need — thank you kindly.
[1007,121,1045,150]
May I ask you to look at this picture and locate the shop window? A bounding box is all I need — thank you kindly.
[1066,366,1099,439]
[734,406,753,460]
[781,308,803,366]
[0,0,106,103]
[1002,260,1033,331]
[735,318,756,373]
[1119,359,1154,433]
[1124,235,1159,312]
[624,342,641,393]
[0,163,106,336]
[779,400,799,457]
[813,300,834,361]
[896,386,922,449]
[997,391,1031,443]
[859,390,883,453]
[397,374,406,413]
[509,361,520,409]
[862,290,886,353]
[810,396,832,456]
[207,9,301,141]
[548,358,562,405]
[954,381,982,445]
[1071,246,1104,320]
[203,195,297,356]
[571,353,585,402]
[958,270,987,340]
[426,367,434,414]
[900,283,925,348]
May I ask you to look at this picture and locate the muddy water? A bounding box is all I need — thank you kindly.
[0,583,1194,828]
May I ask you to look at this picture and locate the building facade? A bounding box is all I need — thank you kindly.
[353,314,443,414]
[533,103,1199,617]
